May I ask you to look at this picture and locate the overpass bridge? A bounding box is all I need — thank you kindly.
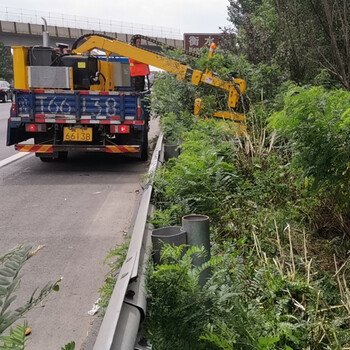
[0,19,185,51]
[0,7,184,50]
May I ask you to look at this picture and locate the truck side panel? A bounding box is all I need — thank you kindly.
[14,91,141,119]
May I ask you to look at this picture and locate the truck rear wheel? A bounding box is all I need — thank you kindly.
[58,151,68,160]
[37,151,67,162]
[39,156,55,162]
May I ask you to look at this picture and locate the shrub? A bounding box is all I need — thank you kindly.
[268,86,350,212]
[146,245,215,350]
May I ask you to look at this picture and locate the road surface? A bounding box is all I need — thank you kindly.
[0,101,159,349]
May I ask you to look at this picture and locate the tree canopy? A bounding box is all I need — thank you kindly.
[0,42,13,82]
[227,0,350,89]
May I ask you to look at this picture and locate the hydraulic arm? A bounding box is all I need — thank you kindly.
[73,35,247,122]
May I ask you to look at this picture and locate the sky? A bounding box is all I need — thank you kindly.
[3,0,233,38]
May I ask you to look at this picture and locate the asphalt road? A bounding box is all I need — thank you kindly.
[0,104,159,349]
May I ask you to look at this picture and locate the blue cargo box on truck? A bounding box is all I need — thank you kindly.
[7,89,150,161]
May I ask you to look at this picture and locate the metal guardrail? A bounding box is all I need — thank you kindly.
[93,133,164,350]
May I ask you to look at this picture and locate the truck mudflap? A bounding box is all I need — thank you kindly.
[15,144,140,153]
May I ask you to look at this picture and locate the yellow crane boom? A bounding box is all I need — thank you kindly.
[73,35,246,123]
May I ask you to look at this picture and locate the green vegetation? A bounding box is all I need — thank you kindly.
[226,0,350,90]
[0,323,28,350]
[147,77,350,349]
[269,86,350,213]
[145,5,350,346]
[146,245,213,350]
[0,244,68,349]
[60,342,75,350]
[0,42,13,82]
[98,238,130,315]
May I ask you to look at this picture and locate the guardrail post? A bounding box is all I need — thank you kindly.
[112,303,140,349]
[182,214,211,287]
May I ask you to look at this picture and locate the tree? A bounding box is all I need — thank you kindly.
[274,0,350,89]
[0,42,13,82]
[227,0,281,65]
[318,0,350,90]
[227,0,350,89]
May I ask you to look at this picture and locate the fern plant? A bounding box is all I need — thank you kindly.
[0,322,28,350]
[152,118,241,229]
[146,244,217,350]
[0,244,62,349]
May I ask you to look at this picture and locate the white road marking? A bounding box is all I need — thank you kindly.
[0,152,30,168]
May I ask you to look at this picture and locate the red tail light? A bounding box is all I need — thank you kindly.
[11,103,16,115]
[110,125,130,134]
[25,124,47,132]
[119,125,130,133]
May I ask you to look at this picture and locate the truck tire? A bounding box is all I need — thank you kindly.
[38,152,67,161]
[1,94,7,103]
[140,130,148,161]
[39,156,55,162]
[37,152,58,162]
[58,151,68,160]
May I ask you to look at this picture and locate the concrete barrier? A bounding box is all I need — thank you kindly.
[47,25,57,37]
[116,33,128,43]
[1,21,15,32]
[56,26,69,38]
[30,23,43,35]
[15,22,29,34]
[174,39,184,49]
[80,29,91,36]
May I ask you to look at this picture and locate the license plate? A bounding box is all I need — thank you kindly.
[63,127,92,142]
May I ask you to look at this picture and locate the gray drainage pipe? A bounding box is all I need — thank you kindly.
[182,214,211,287]
[151,226,187,264]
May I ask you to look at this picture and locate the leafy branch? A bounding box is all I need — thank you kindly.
[0,244,61,335]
